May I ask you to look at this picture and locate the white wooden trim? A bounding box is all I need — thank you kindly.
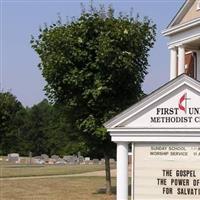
[168,33,200,49]
[112,136,200,142]
[163,17,200,36]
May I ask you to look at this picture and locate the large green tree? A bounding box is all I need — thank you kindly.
[31,6,156,193]
[0,92,23,154]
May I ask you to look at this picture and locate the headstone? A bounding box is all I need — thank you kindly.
[63,155,73,162]
[55,158,67,165]
[70,156,78,164]
[110,158,116,164]
[48,158,55,165]
[32,158,45,164]
[63,155,77,164]
[7,153,20,163]
[51,155,60,161]
[33,156,42,160]
[78,156,84,163]
[41,154,49,163]
[83,157,91,164]
[41,154,49,160]
[85,157,90,161]
[92,159,99,164]
[99,158,105,165]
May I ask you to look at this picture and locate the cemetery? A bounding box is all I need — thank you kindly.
[5,153,115,166]
[1,155,117,200]
[0,157,111,178]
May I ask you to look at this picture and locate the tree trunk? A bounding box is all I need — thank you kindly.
[104,152,112,194]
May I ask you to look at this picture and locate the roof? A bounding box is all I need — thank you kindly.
[162,0,200,36]
[167,0,195,28]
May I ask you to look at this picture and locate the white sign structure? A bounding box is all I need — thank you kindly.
[134,143,200,200]
[127,90,200,128]
[104,75,200,200]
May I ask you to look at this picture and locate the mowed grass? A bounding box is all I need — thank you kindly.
[1,177,117,200]
[0,157,121,200]
[0,164,112,178]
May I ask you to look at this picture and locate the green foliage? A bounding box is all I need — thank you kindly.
[31,6,156,157]
[22,100,86,156]
[0,92,23,154]
[0,92,85,156]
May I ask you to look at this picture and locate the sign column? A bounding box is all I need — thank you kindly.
[117,142,129,200]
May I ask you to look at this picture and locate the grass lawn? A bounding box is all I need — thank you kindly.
[0,157,125,200]
[0,156,115,178]
[0,162,115,178]
[1,177,117,200]
[0,164,110,178]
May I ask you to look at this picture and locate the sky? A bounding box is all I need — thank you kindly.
[1,0,185,107]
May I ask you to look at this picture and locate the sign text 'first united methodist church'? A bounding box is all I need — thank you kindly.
[150,93,200,124]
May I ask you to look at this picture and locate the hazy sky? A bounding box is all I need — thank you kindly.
[1,0,184,107]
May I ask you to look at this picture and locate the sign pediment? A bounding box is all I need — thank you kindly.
[105,74,200,130]
[124,85,200,128]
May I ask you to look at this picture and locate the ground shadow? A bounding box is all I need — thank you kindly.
[93,184,131,196]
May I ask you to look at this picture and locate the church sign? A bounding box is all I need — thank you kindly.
[125,87,200,129]
[105,75,200,200]
[134,143,200,200]
[150,92,200,124]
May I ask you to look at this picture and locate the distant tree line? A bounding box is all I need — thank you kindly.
[0,91,89,157]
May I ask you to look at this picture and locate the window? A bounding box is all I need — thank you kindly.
[185,52,197,79]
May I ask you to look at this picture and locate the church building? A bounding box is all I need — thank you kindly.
[105,1,200,200]
[163,0,200,80]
